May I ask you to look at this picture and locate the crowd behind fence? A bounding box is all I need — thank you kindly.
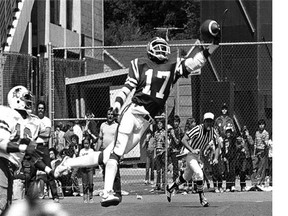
[0,41,272,194]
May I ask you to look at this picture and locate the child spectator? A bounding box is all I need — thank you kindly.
[65,134,81,196]
[79,137,95,203]
[154,119,166,191]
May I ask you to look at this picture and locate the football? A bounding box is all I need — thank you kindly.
[200,19,220,42]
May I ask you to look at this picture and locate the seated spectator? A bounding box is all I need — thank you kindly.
[49,148,62,170]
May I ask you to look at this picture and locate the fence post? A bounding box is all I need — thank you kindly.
[47,42,54,148]
[165,103,169,189]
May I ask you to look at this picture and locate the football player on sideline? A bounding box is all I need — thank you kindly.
[55,20,221,207]
[166,112,221,207]
[0,86,56,215]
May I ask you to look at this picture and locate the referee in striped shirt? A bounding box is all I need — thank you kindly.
[166,112,221,207]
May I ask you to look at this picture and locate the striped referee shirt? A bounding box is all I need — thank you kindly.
[186,124,219,151]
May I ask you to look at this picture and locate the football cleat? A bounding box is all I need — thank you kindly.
[54,156,70,178]
[200,195,210,207]
[166,184,175,202]
[100,191,121,207]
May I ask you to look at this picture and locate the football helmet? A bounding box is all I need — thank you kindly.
[147,37,170,62]
[7,85,33,113]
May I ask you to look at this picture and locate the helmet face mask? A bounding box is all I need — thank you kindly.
[7,85,33,114]
[147,37,170,62]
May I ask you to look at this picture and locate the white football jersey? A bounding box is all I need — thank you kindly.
[0,105,23,168]
[0,105,42,169]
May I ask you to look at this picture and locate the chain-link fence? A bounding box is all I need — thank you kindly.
[48,41,272,193]
[0,41,272,194]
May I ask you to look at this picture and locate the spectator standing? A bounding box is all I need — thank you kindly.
[142,128,155,185]
[95,107,123,198]
[95,107,119,180]
[236,126,254,191]
[253,119,269,189]
[63,122,74,146]
[73,120,83,148]
[53,124,66,153]
[267,134,272,187]
[168,115,184,182]
[96,108,118,152]
[207,139,224,193]
[222,127,238,192]
[65,134,81,196]
[214,103,235,138]
[83,111,98,150]
[35,100,59,202]
[79,136,95,203]
[154,119,166,191]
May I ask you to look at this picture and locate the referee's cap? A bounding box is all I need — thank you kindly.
[203,112,214,120]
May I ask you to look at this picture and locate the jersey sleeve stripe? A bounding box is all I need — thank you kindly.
[0,125,11,133]
[125,77,137,88]
[131,59,140,81]
[0,120,9,128]
[0,120,11,133]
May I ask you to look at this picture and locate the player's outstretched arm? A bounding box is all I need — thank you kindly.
[179,19,221,78]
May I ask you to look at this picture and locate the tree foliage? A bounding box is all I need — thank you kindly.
[104,0,200,45]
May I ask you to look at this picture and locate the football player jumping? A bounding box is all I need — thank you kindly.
[0,86,57,214]
[55,20,221,207]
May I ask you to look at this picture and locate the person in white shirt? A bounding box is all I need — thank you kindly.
[73,120,83,147]
[96,107,118,151]
[35,100,59,202]
[79,136,95,203]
